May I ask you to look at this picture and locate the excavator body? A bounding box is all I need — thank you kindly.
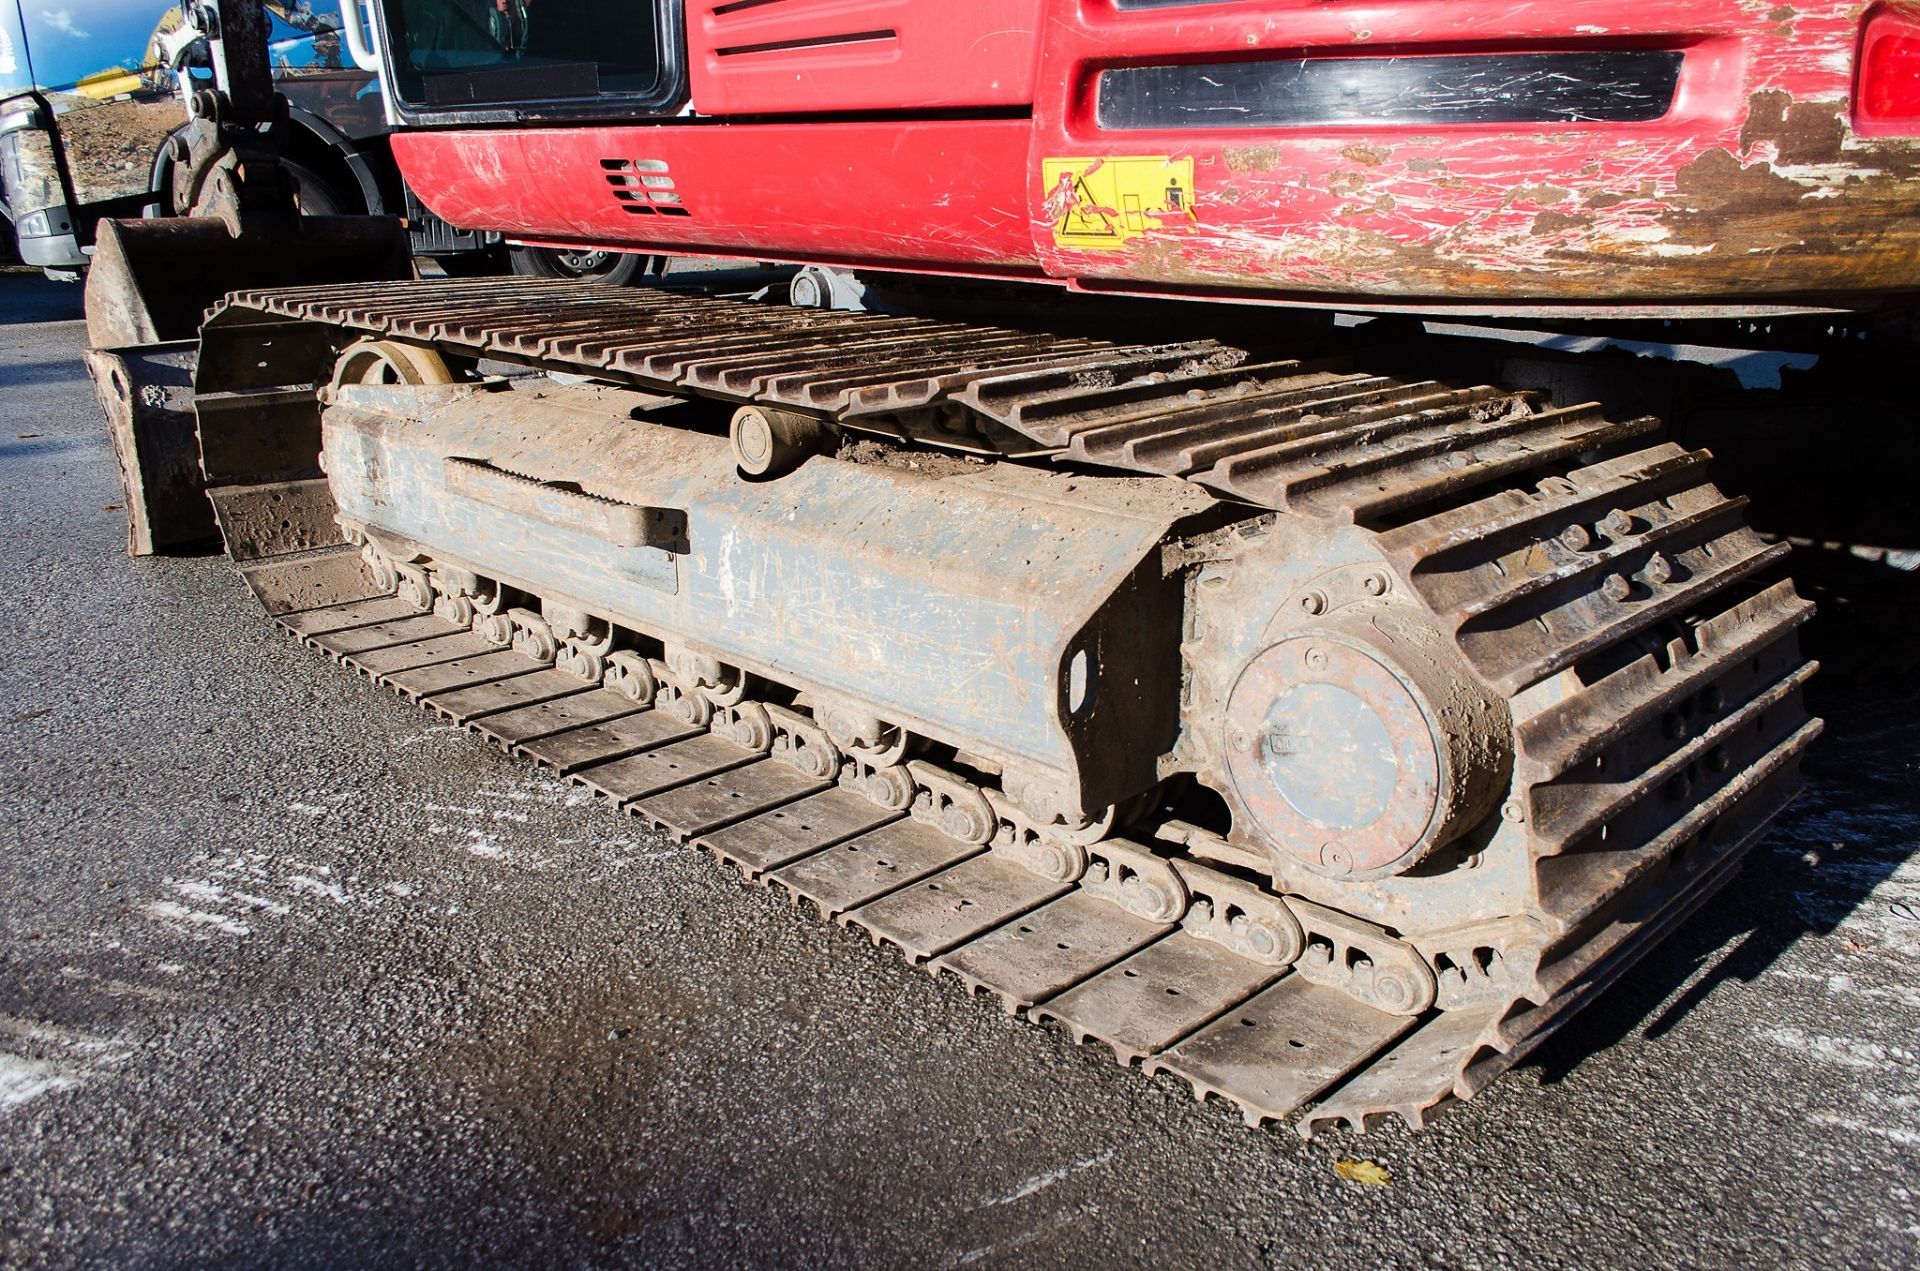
[76,0,1907,1133]
[383,0,1920,310]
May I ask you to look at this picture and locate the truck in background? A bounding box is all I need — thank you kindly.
[0,0,650,280]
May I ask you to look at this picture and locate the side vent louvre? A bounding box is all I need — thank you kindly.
[600,158,693,217]
[706,0,898,58]
[713,28,896,57]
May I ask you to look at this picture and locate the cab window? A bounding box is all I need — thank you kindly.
[382,0,665,106]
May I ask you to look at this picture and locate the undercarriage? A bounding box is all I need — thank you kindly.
[163,277,1819,1134]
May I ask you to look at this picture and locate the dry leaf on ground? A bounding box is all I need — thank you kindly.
[1333,1158,1393,1187]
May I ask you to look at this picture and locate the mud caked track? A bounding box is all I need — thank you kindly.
[183,278,1820,1134]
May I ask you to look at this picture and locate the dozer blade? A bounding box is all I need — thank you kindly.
[83,215,412,555]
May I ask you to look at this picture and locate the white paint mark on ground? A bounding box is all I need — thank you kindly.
[384,881,417,898]
[479,775,579,808]
[0,1055,76,1108]
[395,725,463,748]
[1809,1112,1920,1148]
[140,900,250,937]
[286,802,330,818]
[170,880,290,918]
[980,1148,1116,1208]
[1758,1026,1919,1071]
[0,1017,131,1113]
[955,1208,1092,1266]
[285,874,350,905]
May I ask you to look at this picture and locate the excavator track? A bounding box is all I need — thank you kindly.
[185,278,1820,1135]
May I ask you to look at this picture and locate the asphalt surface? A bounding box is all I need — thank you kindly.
[2,267,1917,1269]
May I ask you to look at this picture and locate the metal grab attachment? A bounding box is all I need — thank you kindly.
[444,457,684,549]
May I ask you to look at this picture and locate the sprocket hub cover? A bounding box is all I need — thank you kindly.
[1224,624,1509,880]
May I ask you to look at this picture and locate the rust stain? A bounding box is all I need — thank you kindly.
[1326,171,1372,198]
[1738,88,1847,164]
[1223,144,1285,175]
[1672,147,1804,205]
[1337,194,1398,218]
[1340,144,1393,167]
[1509,184,1574,206]
[1529,210,1594,236]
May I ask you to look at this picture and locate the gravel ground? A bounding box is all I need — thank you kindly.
[2,268,1917,1269]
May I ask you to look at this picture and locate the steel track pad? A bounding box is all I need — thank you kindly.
[1034,932,1285,1064]
[697,788,905,880]
[932,891,1175,1012]
[1145,976,1415,1125]
[516,710,701,775]
[765,819,981,920]
[842,853,1073,964]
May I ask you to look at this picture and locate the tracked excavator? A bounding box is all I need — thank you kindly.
[80,0,1916,1134]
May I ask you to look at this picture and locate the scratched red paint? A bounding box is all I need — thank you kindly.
[393,0,1920,310]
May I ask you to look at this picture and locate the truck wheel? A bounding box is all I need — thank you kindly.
[282,160,349,217]
[432,246,510,277]
[508,246,659,286]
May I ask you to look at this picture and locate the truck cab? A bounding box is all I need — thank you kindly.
[0,0,489,274]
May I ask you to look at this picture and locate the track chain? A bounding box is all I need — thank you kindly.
[260,555,1445,1130]
[244,526,1807,1135]
[195,279,1824,1134]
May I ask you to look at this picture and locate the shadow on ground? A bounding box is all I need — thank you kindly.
[1,269,85,325]
[1527,669,1920,1084]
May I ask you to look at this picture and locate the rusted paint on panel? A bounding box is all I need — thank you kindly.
[383,0,1920,309]
[1031,0,1920,304]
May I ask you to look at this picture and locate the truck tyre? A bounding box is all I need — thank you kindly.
[282,160,350,217]
[507,246,660,285]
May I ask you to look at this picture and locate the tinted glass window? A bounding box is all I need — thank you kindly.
[383,0,662,105]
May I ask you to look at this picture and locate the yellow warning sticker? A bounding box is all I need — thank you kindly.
[1042,156,1196,251]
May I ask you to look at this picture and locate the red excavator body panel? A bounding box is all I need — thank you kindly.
[393,0,1920,312]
